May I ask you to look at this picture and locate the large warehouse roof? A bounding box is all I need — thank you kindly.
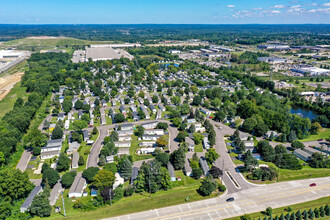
[86,47,120,61]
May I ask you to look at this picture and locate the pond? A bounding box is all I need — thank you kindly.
[161,63,179,69]
[290,106,318,120]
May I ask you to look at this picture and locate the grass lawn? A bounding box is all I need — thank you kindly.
[225,197,330,220]
[242,161,330,184]
[194,143,203,152]
[130,135,154,162]
[0,82,29,118]
[42,172,221,220]
[299,128,330,142]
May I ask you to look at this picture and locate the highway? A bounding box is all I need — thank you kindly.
[104,177,330,220]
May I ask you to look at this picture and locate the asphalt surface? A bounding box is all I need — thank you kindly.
[86,119,174,168]
[210,120,256,194]
[104,177,330,220]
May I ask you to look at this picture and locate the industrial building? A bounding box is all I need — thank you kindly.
[291,67,330,76]
[257,56,287,63]
[258,44,290,50]
[86,47,120,61]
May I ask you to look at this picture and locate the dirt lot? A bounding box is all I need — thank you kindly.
[0,72,24,101]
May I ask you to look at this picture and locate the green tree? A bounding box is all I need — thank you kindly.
[104,163,118,174]
[120,158,132,181]
[82,167,100,183]
[160,167,172,190]
[266,207,273,216]
[192,167,203,179]
[61,171,77,188]
[209,166,223,178]
[205,148,220,164]
[291,141,305,150]
[93,169,116,190]
[56,153,70,172]
[42,168,60,188]
[170,148,186,170]
[198,177,217,196]
[114,113,125,123]
[155,152,169,166]
[134,125,145,138]
[52,125,63,139]
[0,169,34,202]
[29,187,51,217]
[78,155,85,166]
[320,206,325,217]
[193,132,204,145]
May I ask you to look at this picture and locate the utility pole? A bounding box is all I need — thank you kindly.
[109,188,112,206]
[61,191,66,217]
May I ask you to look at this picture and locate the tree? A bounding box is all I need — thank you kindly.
[193,132,204,145]
[92,126,98,135]
[291,141,305,150]
[188,124,196,133]
[0,169,34,202]
[320,206,325,217]
[310,122,322,134]
[192,95,202,106]
[93,169,115,190]
[41,163,50,174]
[176,131,188,142]
[240,214,252,220]
[61,171,77,188]
[209,166,223,178]
[135,125,145,138]
[325,204,330,216]
[156,136,168,148]
[52,125,63,139]
[244,150,259,171]
[205,148,220,164]
[72,131,82,143]
[170,148,186,170]
[172,117,182,127]
[309,153,329,168]
[160,167,172,190]
[156,122,168,130]
[78,155,85,166]
[56,153,70,172]
[198,177,217,196]
[29,187,51,217]
[114,113,125,123]
[42,168,60,188]
[82,167,100,183]
[192,167,203,179]
[266,207,273,216]
[155,152,169,166]
[238,141,246,153]
[104,163,118,174]
[120,158,132,181]
[152,95,159,103]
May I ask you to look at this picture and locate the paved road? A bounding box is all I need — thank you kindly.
[16,150,32,172]
[86,119,176,168]
[210,120,256,194]
[104,177,330,220]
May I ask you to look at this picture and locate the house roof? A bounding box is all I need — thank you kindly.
[69,172,86,195]
[199,157,210,174]
[21,186,43,210]
[167,162,176,178]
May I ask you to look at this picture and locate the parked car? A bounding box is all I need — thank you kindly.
[226,197,235,202]
[318,139,323,141]
[309,183,316,187]
[235,168,240,173]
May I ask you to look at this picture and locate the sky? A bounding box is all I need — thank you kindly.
[0,0,329,24]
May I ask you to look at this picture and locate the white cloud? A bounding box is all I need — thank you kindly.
[290,5,301,9]
[321,3,330,7]
[227,5,235,8]
[274,5,285,8]
[271,10,281,14]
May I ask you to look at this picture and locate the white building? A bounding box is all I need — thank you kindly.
[68,172,87,198]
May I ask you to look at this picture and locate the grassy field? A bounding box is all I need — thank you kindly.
[130,135,154,162]
[40,171,221,220]
[1,37,116,52]
[243,161,330,184]
[299,128,330,142]
[194,143,203,152]
[0,82,29,118]
[225,197,330,220]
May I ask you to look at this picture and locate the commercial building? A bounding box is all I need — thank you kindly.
[291,67,330,76]
[86,47,120,61]
[258,45,290,50]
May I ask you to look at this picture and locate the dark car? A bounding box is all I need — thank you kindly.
[318,139,323,141]
[309,183,316,187]
[226,197,235,202]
